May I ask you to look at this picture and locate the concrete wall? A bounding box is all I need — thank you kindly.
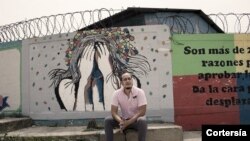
[21,25,174,122]
[1,25,249,130]
[0,41,21,115]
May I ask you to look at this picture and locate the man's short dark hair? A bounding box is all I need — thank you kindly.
[118,70,131,81]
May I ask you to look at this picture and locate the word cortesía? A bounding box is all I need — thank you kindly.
[206,129,247,136]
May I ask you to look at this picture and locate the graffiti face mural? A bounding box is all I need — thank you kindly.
[49,27,151,111]
[22,25,172,120]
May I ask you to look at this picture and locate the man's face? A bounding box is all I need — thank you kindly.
[121,73,133,89]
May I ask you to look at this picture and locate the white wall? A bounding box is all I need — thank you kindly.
[21,25,174,122]
[0,44,21,113]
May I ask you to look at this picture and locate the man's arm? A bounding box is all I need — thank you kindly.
[111,105,122,123]
[122,105,147,129]
[111,105,125,132]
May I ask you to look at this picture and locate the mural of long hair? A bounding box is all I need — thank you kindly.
[49,27,151,111]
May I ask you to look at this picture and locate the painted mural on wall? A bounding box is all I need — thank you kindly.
[172,34,250,130]
[49,27,151,111]
[0,42,21,113]
[28,25,173,117]
[6,25,249,128]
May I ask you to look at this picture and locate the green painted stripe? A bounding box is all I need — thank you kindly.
[172,34,235,76]
[0,40,22,50]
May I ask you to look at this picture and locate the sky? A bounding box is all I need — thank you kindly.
[0,0,250,26]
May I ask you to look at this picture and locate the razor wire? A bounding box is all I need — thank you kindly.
[208,13,250,34]
[0,8,250,43]
[0,8,120,43]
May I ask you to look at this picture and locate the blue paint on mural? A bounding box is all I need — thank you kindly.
[0,95,10,111]
[237,74,250,124]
